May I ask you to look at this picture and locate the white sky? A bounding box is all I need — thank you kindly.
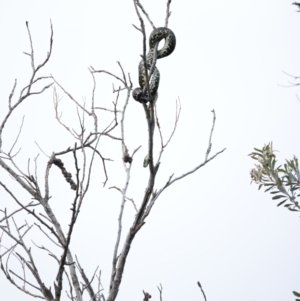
[0,0,300,300]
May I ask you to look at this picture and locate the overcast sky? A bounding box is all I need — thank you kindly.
[0,1,300,300]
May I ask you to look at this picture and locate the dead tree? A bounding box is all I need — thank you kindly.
[0,1,225,300]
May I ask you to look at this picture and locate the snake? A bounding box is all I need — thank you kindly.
[132,27,176,103]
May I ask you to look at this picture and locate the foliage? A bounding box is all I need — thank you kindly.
[293,290,300,301]
[249,142,300,212]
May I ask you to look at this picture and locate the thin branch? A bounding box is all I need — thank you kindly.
[0,181,62,244]
[91,67,125,86]
[0,225,31,257]
[52,86,78,139]
[34,223,62,248]
[8,116,25,155]
[155,98,181,164]
[205,110,216,161]
[135,0,156,29]
[8,79,17,109]
[12,218,53,299]
[109,186,138,213]
[94,106,122,113]
[157,283,163,301]
[0,201,37,224]
[165,0,172,27]
[89,69,98,133]
[0,262,44,299]
[52,77,91,116]
[132,24,142,32]
[197,281,207,301]
[0,21,53,151]
[31,240,59,263]
[65,269,75,301]
[164,98,181,148]
[9,269,41,291]
[76,255,97,300]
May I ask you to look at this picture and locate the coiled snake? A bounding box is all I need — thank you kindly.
[132,27,176,103]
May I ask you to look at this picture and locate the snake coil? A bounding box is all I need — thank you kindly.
[132,27,176,103]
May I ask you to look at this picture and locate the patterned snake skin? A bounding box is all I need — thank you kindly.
[132,27,176,103]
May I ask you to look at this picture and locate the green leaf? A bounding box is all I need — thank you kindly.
[293,291,300,297]
[249,152,263,157]
[265,186,274,192]
[272,195,286,200]
[277,199,287,207]
[271,158,276,169]
[270,191,280,194]
[287,160,295,169]
[253,148,263,153]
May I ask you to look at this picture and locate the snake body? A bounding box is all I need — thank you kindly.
[132,27,176,103]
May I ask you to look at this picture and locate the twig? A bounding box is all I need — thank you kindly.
[8,116,25,155]
[12,217,54,299]
[52,86,78,139]
[35,141,50,158]
[8,79,17,109]
[91,67,125,86]
[135,0,156,29]
[0,181,61,243]
[157,283,163,301]
[31,240,59,262]
[164,98,181,148]
[94,106,121,113]
[0,21,53,151]
[0,201,37,224]
[205,109,216,161]
[34,223,62,248]
[197,281,207,301]
[0,225,31,257]
[155,98,181,164]
[109,186,138,213]
[76,256,97,300]
[90,69,99,133]
[53,77,91,115]
[9,269,41,291]
[165,0,172,27]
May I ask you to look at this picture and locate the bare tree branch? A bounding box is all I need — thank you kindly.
[0,21,53,151]
[135,0,156,29]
